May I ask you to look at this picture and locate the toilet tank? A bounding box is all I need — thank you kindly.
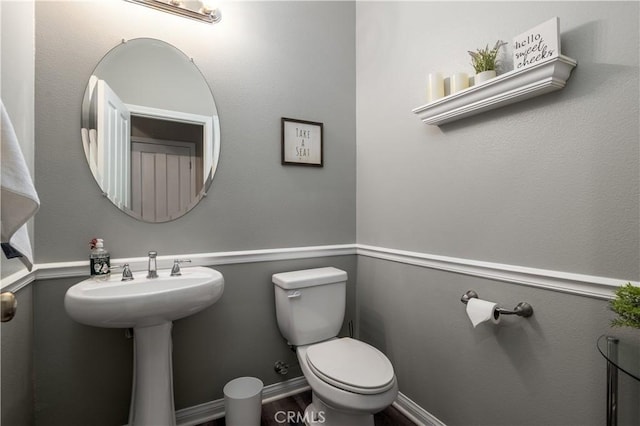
[273,267,347,346]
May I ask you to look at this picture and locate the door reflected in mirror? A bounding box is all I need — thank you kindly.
[81,38,220,222]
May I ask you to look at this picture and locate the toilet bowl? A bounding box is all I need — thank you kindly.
[297,338,398,426]
[272,267,398,426]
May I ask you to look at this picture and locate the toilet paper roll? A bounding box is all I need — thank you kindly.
[466,298,500,328]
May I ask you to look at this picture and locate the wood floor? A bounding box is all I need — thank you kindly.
[198,390,415,426]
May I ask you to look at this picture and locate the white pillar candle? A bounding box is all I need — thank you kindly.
[427,72,445,102]
[450,72,469,94]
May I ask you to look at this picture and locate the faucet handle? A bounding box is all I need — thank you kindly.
[112,264,134,281]
[170,259,192,276]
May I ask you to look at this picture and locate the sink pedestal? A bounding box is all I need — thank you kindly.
[64,266,224,426]
[129,322,176,426]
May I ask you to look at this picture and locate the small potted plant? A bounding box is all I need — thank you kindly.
[468,40,507,84]
[610,282,640,329]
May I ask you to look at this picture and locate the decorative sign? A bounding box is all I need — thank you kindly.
[281,118,323,167]
[513,17,560,70]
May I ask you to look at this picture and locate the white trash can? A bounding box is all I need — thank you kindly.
[224,376,264,426]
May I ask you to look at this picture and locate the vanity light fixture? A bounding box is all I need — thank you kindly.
[126,0,221,24]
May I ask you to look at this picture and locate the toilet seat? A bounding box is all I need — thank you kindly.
[305,338,395,395]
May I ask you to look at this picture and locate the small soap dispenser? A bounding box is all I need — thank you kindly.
[90,238,110,280]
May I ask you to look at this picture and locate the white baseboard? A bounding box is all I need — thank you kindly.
[175,376,310,426]
[176,375,442,426]
[394,392,446,426]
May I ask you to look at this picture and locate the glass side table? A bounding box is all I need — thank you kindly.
[597,335,640,426]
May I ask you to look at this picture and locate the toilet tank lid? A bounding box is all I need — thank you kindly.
[272,267,347,290]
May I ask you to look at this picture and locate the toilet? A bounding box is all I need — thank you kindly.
[272,267,398,426]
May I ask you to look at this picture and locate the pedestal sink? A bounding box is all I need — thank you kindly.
[64,266,224,426]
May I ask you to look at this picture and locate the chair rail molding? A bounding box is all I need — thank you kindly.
[357,245,636,300]
[0,244,357,292]
[3,243,635,300]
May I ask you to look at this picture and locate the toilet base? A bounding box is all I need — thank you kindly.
[304,393,374,426]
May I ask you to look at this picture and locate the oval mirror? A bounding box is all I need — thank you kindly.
[81,38,220,222]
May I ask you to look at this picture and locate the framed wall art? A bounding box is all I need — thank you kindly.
[281,117,323,167]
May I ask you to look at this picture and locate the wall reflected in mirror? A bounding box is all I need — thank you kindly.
[81,38,220,222]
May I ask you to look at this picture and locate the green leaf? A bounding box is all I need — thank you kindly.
[468,40,506,73]
[610,282,640,328]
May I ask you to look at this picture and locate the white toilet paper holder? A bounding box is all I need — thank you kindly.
[460,290,534,317]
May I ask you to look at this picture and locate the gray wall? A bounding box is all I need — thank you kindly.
[4,1,640,425]
[1,285,34,426]
[357,257,639,425]
[33,256,357,426]
[355,2,639,425]
[26,1,356,425]
[356,1,638,280]
[34,0,356,261]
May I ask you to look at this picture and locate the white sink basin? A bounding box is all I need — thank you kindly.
[64,266,224,426]
[64,266,224,328]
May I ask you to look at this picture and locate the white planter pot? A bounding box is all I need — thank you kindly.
[474,70,497,85]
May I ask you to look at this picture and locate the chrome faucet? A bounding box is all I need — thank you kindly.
[170,259,192,276]
[147,251,158,278]
[112,263,134,281]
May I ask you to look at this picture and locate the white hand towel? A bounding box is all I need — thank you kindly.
[1,99,40,270]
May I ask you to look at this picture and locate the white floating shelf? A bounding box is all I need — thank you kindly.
[412,55,577,126]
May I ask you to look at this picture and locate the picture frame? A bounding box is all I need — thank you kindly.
[281,117,323,167]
